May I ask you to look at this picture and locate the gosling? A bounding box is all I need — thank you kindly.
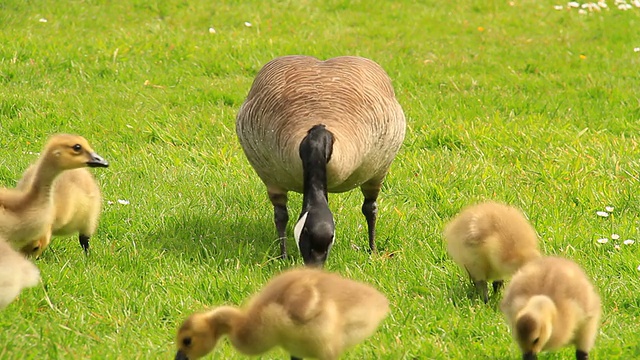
[501,256,601,360]
[0,134,108,251]
[443,201,540,303]
[175,267,390,360]
[18,167,103,256]
[0,239,40,309]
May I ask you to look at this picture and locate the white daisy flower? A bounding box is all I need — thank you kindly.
[597,238,609,244]
[554,5,564,9]
[605,206,614,212]
[117,199,130,205]
[596,211,609,217]
[611,234,620,240]
[624,239,635,245]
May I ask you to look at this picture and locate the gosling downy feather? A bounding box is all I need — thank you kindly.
[18,167,103,257]
[500,256,601,360]
[443,201,540,303]
[0,239,40,309]
[236,55,406,266]
[0,134,108,251]
[175,267,389,360]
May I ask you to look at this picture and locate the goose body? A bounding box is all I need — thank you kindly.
[236,55,406,265]
[0,134,108,251]
[443,201,540,302]
[175,268,389,360]
[501,256,601,360]
[18,167,103,256]
[0,239,40,309]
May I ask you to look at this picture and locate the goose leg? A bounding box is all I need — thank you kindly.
[269,190,289,259]
[360,183,381,252]
[79,234,90,255]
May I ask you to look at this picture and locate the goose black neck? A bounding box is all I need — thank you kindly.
[299,125,334,212]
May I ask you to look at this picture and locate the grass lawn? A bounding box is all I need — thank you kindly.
[1,0,639,358]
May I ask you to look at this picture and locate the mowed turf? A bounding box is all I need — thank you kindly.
[0,0,639,359]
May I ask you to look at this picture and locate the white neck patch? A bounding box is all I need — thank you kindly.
[294,212,309,251]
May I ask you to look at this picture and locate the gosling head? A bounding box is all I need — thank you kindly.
[294,208,335,267]
[514,296,556,359]
[43,134,109,170]
[175,312,221,360]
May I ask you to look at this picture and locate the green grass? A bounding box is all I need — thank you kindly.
[1,0,639,358]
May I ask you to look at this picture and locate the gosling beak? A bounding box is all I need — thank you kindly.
[87,152,109,168]
[523,351,537,360]
[175,350,189,360]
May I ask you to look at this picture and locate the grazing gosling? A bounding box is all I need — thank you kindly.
[236,55,406,266]
[18,167,103,257]
[443,201,540,303]
[501,256,601,360]
[175,268,390,360]
[0,134,109,251]
[0,239,40,309]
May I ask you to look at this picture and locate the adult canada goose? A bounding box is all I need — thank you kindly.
[17,167,103,257]
[0,134,108,251]
[0,239,40,309]
[175,267,389,360]
[501,256,601,360]
[443,201,540,303]
[236,55,406,266]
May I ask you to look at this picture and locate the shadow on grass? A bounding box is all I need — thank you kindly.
[145,211,302,266]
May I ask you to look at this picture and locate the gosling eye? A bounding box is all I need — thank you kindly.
[72,144,82,152]
[532,337,539,345]
[182,337,192,347]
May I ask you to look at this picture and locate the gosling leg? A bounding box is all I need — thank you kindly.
[269,190,289,259]
[492,280,504,294]
[523,352,537,360]
[474,280,489,304]
[291,357,303,360]
[576,350,588,360]
[79,234,90,255]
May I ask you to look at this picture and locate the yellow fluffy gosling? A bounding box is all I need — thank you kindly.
[175,268,390,360]
[0,134,108,251]
[0,239,40,309]
[443,201,540,303]
[18,167,103,257]
[501,256,601,360]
